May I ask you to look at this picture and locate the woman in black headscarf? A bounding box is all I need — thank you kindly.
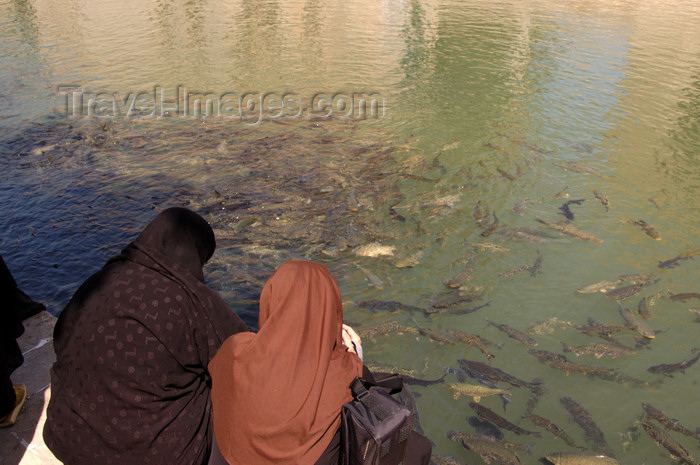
[44,207,249,465]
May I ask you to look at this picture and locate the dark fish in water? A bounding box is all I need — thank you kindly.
[648,349,700,377]
[423,301,490,316]
[555,186,570,199]
[499,227,553,243]
[524,382,547,415]
[430,292,485,309]
[559,199,585,220]
[605,279,658,301]
[356,321,419,339]
[529,349,568,364]
[449,429,530,451]
[498,264,530,278]
[669,292,700,303]
[638,293,662,318]
[473,200,489,226]
[458,359,539,389]
[486,319,538,346]
[658,248,700,269]
[480,211,500,237]
[576,318,630,339]
[354,299,424,314]
[622,219,662,240]
[388,201,406,222]
[449,433,524,465]
[561,342,636,359]
[469,402,541,438]
[639,420,700,465]
[618,305,656,339]
[648,197,660,209]
[541,452,619,465]
[445,329,495,359]
[446,259,474,288]
[417,326,459,345]
[593,190,610,212]
[529,249,543,277]
[560,396,615,457]
[497,167,516,180]
[536,218,603,243]
[522,411,583,448]
[642,403,700,439]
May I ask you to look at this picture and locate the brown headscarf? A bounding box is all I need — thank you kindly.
[209,261,363,465]
[44,207,249,465]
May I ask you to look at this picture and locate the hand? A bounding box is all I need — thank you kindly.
[342,324,362,355]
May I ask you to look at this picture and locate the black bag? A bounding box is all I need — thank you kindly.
[340,375,414,465]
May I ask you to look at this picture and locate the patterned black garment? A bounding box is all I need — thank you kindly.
[44,208,249,465]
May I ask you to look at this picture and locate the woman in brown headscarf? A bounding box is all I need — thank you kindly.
[44,207,250,465]
[209,260,431,465]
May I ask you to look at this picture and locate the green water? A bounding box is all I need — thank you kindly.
[2,0,700,463]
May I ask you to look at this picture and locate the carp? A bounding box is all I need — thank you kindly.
[486,320,538,346]
[640,420,699,465]
[469,402,541,438]
[648,349,700,377]
[447,383,511,402]
[541,452,619,465]
[560,396,615,457]
[561,342,636,359]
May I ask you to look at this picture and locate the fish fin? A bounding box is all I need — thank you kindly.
[473,396,481,403]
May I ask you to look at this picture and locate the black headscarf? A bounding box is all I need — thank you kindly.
[44,207,249,465]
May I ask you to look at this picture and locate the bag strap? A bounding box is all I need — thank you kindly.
[349,374,404,402]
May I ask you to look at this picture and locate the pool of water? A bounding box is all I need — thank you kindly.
[2,0,700,463]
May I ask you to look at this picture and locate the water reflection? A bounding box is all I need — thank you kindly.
[2,1,700,463]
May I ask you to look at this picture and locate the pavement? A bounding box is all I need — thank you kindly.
[0,311,62,465]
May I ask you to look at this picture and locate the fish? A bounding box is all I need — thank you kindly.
[524,382,548,414]
[467,242,509,253]
[561,342,636,359]
[669,292,700,303]
[619,305,655,339]
[560,396,615,457]
[355,321,419,339]
[576,318,631,339]
[541,452,619,465]
[621,219,662,240]
[486,320,538,346]
[529,349,568,364]
[648,349,700,377]
[467,417,505,440]
[553,161,606,177]
[430,292,485,309]
[423,301,490,316]
[512,198,543,215]
[536,218,603,243]
[448,433,524,465]
[446,260,474,288]
[577,280,621,294]
[353,299,425,314]
[469,402,541,438]
[388,201,406,222]
[606,280,658,301]
[638,293,662,318]
[639,420,700,465]
[447,383,511,402]
[658,248,700,269]
[473,200,489,225]
[642,403,700,439]
[499,227,553,243]
[559,199,585,220]
[445,329,495,359]
[417,326,459,345]
[529,250,543,277]
[527,317,575,335]
[618,273,655,285]
[356,265,384,289]
[497,167,516,180]
[690,308,700,322]
[354,242,395,257]
[593,190,610,212]
[522,412,582,448]
[555,186,570,199]
[498,265,530,278]
[480,211,500,237]
[648,198,660,209]
[447,430,529,451]
[458,359,539,389]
